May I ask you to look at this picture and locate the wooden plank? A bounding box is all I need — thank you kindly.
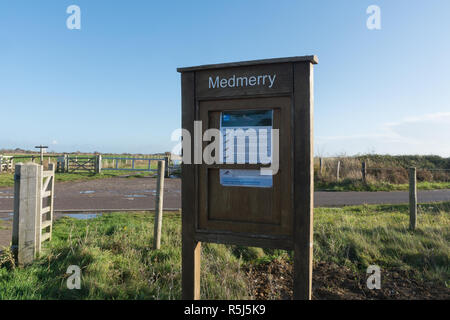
[195,63,293,98]
[195,232,292,251]
[181,71,201,300]
[42,175,52,192]
[293,61,315,300]
[41,220,52,229]
[48,163,55,240]
[42,191,51,198]
[177,55,318,72]
[42,171,53,178]
[41,232,51,242]
[41,206,51,215]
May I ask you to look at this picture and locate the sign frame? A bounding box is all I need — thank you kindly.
[177,55,317,300]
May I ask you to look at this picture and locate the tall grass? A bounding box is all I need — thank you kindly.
[314,155,450,191]
[0,212,249,300]
[0,203,449,299]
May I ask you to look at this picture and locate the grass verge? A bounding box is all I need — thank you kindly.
[0,203,448,299]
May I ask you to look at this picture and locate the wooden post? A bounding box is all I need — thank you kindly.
[12,163,42,266]
[11,165,20,257]
[336,160,341,182]
[64,154,69,172]
[362,161,367,183]
[153,160,165,249]
[164,156,170,178]
[181,71,201,300]
[319,157,323,177]
[409,167,417,231]
[95,155,102,174]
[293,61,314,300]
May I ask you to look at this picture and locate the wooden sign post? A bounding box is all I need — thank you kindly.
[178,56,317,300]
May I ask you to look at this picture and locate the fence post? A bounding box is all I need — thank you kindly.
[362,161,367,183]
[319,157,323,177]
[164,156,170,178]
[153,160,165,249]
[0,155,3,173]
[409,167,417,231]
[64,154,69,172]
[336,160,341,182]
[95,155,102,174]
[12,163,42,266]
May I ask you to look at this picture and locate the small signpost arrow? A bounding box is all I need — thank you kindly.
[35,145,49,165]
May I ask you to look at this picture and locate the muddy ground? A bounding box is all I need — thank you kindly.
[246,259,449,300]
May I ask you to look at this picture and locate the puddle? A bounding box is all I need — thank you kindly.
[0,196,14,199]
[80,191,96,194]
[137,189,158,195]
[62,213,102,220]
[124,194,147,198]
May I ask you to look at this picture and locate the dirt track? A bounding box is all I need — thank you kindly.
[1,177,449,250]
[1,177,449,214]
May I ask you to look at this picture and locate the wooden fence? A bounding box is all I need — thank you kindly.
[0,155,13,173]
[1,154,180,178]
[317,157,450,184]
[101,156,172,177]
[12,163,55,265]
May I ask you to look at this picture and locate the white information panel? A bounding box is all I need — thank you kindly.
[219,110,273,188]
[219,169,273,188]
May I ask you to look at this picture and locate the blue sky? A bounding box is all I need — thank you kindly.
[0,0,449,156]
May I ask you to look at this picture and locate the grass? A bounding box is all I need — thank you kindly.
[0,202,448,299]
[0,212,249,299]
[315,179,450,192]
[0,171,158,188]
[314,202,450,286]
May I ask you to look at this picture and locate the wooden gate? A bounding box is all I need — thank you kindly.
[0,156,13,173]
[67,156,96,173]
[39,163,55,251]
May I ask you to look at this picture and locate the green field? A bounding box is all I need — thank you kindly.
[1,203,448,299]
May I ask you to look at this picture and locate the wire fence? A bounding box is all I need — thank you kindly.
[315,157,450,184]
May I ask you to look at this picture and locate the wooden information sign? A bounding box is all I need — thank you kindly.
[177,55,318,300]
